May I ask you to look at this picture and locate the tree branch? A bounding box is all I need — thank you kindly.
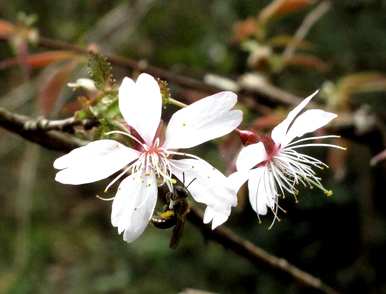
[36,36,303,107]
[22,115,97,132]
[0,107,86,151]
[188,207,339,294]
[34,33,384,143]
[0,107,339,293]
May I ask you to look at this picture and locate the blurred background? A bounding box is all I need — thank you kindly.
[1,0,386,293]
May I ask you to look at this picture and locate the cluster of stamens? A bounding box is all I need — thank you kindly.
[100,130,200,196]
[130,139,173,186]
[256,134,345,227]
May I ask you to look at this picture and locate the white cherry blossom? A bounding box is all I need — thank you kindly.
[54,73,242,242]
[229,91,345,226]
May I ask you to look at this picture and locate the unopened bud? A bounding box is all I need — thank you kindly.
[236,128,259,145]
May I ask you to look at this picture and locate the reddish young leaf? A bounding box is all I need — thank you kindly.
[259,0,312,25]
[232,17,258,43]
[39,61,78,115]
[26,51,78,68]
[0,51,78,70]
[274,0,313,16]
[370,149,386,166]
[283,53,330,72]
[0,20,15,39]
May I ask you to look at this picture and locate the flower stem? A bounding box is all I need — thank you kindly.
[168,97,187,108]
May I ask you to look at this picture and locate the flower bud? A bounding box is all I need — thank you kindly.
[235,128,259,145]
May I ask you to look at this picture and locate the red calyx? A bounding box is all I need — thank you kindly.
[235,129,259,146]
[259,135,276,157]
[236,129,279,167]
[256,136,278,168]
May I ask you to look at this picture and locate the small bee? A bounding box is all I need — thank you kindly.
[152,208,177,229]
[151,174,194,248]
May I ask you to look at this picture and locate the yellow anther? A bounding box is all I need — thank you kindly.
[325,190,333,197]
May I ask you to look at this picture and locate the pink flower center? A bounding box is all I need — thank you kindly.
[144,141,163,155]
[256,135,279,168]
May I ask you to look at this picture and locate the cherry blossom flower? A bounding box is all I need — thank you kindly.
[229,91,345,226]
[54,73,242,242]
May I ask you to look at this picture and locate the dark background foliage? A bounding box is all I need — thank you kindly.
[0,1,385,293]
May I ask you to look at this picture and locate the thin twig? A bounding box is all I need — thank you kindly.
[35,36,303,107]
[282,1,331,61]
[22,116,97,132]
[188,207,339,294]
[0,105,365,139]
[37,36,220,92]
[0,107,339,294]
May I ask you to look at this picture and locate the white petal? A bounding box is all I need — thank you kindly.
[247,168,276,216]
[111,172,157,243]
[118,73,162,145]
[235,142,267,171]
[227,170,250,193]
[170,158,237,228]
[271,90,318,146]
[54,140,139,185]
[163,91,242,149]
[170,158,237,207]
[282,109,337,146]
[203,206,230,230]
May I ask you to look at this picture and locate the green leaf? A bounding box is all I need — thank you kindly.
[87,53,115,91]
[89,93,119,119]
[74,109,91,120]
